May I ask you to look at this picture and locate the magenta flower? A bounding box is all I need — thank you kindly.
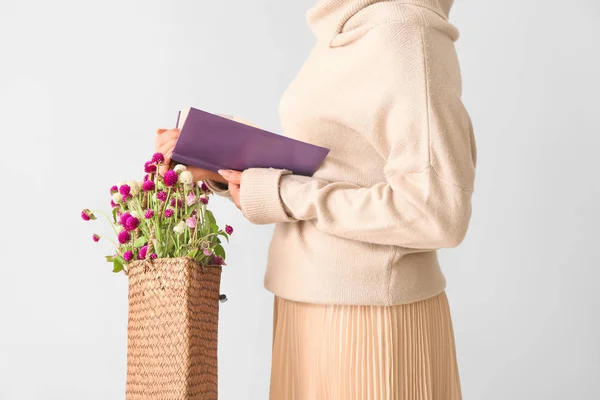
[164,170,178,187]
[225,225,234,235]
[170,198,183,208]
[110,185,118,194]
[81,210,91,221]
[118,230,131,244]
[150,253,158,259]
[200,182,209,192]
[143,180,155,192]
[157,191,167,202]
[92,234,100,242]
[144,209,154,219]
[186,216,197,229]
[119,212,131,226]
[122,194,132,202]
[209,255,224,265]
[119,184,131,196]
[143,174,150,181]
[186,192,196,206]
[144,161,157,173]
[138,245,148,260]
[151,152,165,164]
[125,216,140,231]
[203,248,212,256]
[200,196,208,205]
[164,209,174,218]
[110,200,118,208]
[123,251,134,262]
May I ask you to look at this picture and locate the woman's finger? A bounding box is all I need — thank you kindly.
[218,169,242,185]
[158,138,178,157]
[155,129,180,148]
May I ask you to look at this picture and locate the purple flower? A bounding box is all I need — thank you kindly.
[144,161,157,173]
[138,245,148,260]
[203,248,212,256]
[110,185,118,194]
[118,230,131,244]
[110,200,118,208]
[170,198,183,208]
[225,225,234,235]
[143,174,150,181]
[119,212,131,226]
[81,210,91,221]
[186,216,197,229]
[143,180,155,192]
[150,253,158,259]
[186,192,196,206]
[144,209,154,219]
[164,170,178,187]
[200,182,209,192]
[164,209,174,218]
[123,251,134,262]
[151,152,165,164]
[119,184,131,196]
[92,234,100,242]
[209,254,224,266]
[200,196,208,205]
[125,216,140,231]
[157,191,167,202]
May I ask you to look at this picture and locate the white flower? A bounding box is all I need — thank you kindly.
[127,180,141,196]
[180,171,194,185]
[173,221,187,235]
[174,164,187,173]
[130,211,140,219]
[112,193,122,203]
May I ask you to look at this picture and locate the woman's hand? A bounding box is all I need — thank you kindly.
[154,128,228,184]
[218,169,242,209]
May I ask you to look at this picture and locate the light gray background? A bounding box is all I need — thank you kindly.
[0,0,598,399]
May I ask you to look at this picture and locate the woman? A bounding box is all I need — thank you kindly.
[156,0,476,398]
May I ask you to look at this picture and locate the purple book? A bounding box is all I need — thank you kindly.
[171,107,330,177]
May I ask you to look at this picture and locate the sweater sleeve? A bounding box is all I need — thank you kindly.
[239,26,477,249]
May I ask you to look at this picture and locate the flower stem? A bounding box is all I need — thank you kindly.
[92,209,119,236]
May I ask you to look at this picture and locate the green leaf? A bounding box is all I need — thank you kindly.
[133,235,148,247]
[112,208,118,223]
[113,255,125,273]
[205,210,217,226]
[217,231,229,243]
[186,248,198,259]
[214,244,226,259]
[105,255,114,263]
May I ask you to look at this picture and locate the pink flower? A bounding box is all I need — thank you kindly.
[123,251,134,262]
[203,248,212,256]
[143,180,155,191]
[143,174,150,181]
[151,152,165,164]
[125,216,139,231]
[144,209,154,219]
[138,245,148,260]
[110,200,118,208]
[157,191,167,202]
[118,230,131,244]
[81,210,91,221]
[200,196,208,205]
[150,253,157,259]
[164,209,174,218]
[225,225,234,235]
[110,185,118,194]
[119,212,131,226]
[186,216,197,229]
[164,170,178,187]
[119,185,131,196]
[144,161,157,173]
[186,193,196,206]
[170,198,183,208]
[92,234,100,242]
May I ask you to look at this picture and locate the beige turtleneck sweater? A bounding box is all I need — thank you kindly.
[205,0,477,306]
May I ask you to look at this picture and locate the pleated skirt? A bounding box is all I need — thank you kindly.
[269,291,462,400]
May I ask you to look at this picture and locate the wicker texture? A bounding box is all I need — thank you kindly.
[126,257,222,400]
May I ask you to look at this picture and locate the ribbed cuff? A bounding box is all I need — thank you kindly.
[203,178,232,199]
[240,168,297,225]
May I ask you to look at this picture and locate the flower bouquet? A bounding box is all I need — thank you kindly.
[82,152,233,400]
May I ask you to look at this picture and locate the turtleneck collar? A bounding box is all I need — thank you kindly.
[306,0,455,46]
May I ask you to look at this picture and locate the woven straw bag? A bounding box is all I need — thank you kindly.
[125,257,222,400]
